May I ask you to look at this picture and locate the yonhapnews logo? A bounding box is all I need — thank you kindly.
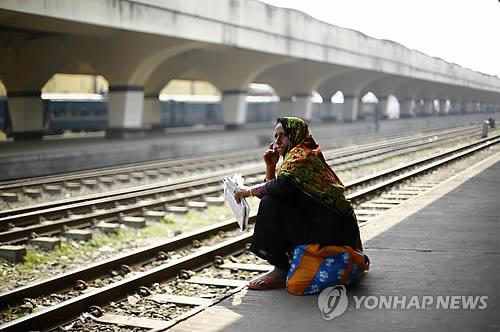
[318,286,488,320]
[317,285,348,320]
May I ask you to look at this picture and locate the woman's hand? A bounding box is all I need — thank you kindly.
[234,186,252,204]
[263,143,280,168]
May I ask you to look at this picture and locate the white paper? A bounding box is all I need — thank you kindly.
[222,173,250,231]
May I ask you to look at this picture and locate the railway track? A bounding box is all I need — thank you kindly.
[0,126,482,244]
[0,124,473,189]
[0,125,480,212]
[0,134,498,332]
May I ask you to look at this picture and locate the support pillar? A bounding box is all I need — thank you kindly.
[321,100,335,121]
[460,101,468,113]
[293,93,312,121]
[481,103,489,112]
[413,99,423,116]
[222,90,247,130]
[277,97,294,118]
[7,91,44,140]
[399,97,415,118]
[422,99,434,116]
[438,100,448,115]
[474,101,481,113]
[491,103,497,112]
[377,96,389,118]
[484,102,494,112]
[143,93,163,130]
[106,85,145,138]
[277,94,312,121]
[341,95,359,122]
[449,100,461,114]
[465,101,475,114]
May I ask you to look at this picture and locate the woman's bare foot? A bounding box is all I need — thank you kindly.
[248,267,287,290]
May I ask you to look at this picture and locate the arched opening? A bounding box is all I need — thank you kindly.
[359,91,378,120]
[160,79,221,127]
[43,74,108,96]
[359,92,400,120]
[247,83,279,123]
[386,95,400,119]
[309,91,323,123]
[325,90,344,121]
[159,80,286,126]
[436,99,450,115]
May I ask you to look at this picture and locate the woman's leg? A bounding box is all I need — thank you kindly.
[249,194,298,289]
[250,194,292,271]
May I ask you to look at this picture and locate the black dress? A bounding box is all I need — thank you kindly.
[250,175,362,271]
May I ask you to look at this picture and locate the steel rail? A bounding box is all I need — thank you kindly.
[0,219,239,308]
[1,135,498,332]
[0,233,254,332]
[1,133,496,307]
[346,136,500,201]
[0,131,491,306]
[345,135,500,189]
[0,131,489,243]
[0,125,478,191]
[0,126,479,221]
[0,123,467,188]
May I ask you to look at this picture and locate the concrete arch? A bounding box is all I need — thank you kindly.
[198,49,296,127]
[144,46,295,128]
[2,0,500,138]
[144,49,215,95]
[389,79,434,117]
[409,81,447,116]
[0,29,124,138]
[317,70,387,96]
[253,61,352,120]
[0,31,179,136]
[142,48,219,129]
[418,84,487,115]
[255,61,351,97]
[128,41,203,85]
[356,76,416,119]
[316,70,388,121]
[360,76,412,98]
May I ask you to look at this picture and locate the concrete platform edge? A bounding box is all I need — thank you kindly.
[361,150,500,243]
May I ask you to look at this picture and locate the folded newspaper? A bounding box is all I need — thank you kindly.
[222,173,250,231]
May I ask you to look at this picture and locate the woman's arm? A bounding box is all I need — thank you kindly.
[263,143,279,181]
[263,175,297,196]
[234,175,297,202]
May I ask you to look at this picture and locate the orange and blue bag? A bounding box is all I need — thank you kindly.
[286,244,369,295]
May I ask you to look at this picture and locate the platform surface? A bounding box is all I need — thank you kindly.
[168,153,500,332]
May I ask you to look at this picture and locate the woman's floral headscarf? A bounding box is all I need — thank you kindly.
[277,117,352,214]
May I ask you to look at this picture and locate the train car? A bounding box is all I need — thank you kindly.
[161,94,323,127]
[162,95,288,127]
[1,92,326,136]
[43,93,108,133]
[161,95,223,127]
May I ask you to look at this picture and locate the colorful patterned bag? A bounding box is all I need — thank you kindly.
[286,244,369,295]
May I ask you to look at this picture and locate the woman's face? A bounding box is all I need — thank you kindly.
[274,123,289,156]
